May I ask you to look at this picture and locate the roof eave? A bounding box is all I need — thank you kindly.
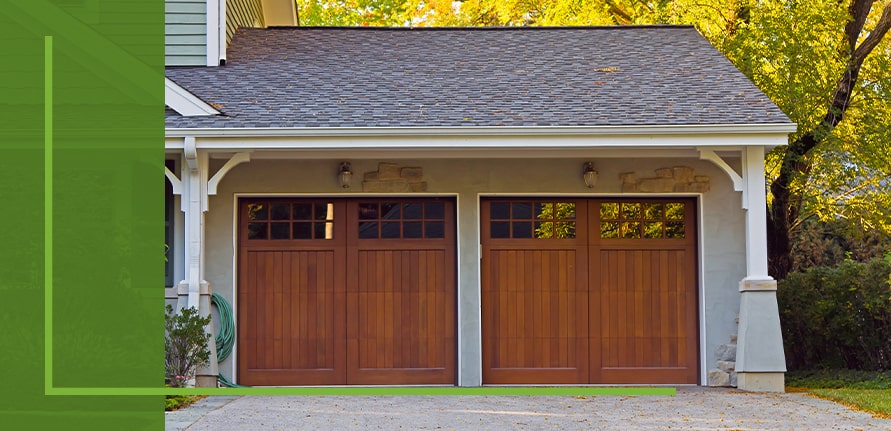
[164,123,797,139]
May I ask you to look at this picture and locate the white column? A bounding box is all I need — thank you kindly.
[735,146,786,392]
[177,138,219,387]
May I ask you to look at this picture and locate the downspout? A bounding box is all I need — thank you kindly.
[218,0,226,65]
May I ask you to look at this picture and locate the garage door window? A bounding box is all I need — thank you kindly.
[246,201,336,240]
[357,201,446,239]
[489,201,577,239]
[599,201,685,239]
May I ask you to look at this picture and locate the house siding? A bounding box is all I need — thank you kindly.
[196,157,744,386]
[226,0,265,46]
[166,0,207,66]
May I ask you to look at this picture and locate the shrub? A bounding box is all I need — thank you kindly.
[165,304,211,388]
[778,256,891,371]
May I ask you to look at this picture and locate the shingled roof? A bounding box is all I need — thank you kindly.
[165,26,791,129]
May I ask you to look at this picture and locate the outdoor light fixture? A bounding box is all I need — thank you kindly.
[338,162,352,189]
[583,162,598,188]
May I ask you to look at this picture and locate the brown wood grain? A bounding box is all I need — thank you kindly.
[482,198,698,384]
[239,198,456,386]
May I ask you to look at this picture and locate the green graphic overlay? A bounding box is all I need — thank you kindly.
[1,1,164,429]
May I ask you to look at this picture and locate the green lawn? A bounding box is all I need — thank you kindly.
[809,389,891,418]
[786,369,891,418]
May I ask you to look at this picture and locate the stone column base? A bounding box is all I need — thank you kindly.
[736,372,784,393]
[195,374,219,388]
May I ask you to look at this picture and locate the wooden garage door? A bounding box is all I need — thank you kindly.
[238,198,456,386]
[482,198,698,384]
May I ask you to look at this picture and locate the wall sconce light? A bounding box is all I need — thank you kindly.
[338,162,352,189]
[583,162,598,188]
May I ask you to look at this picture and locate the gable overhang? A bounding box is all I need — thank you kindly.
[164,123,795,156]
[165,78,221,117]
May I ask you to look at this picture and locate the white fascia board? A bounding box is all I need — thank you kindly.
[166,123,797,139]
[164,129,791,152]
[165,78,220,117]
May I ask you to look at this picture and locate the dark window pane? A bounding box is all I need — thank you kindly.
[359,203,378,220]
[403,203,422,219]
[315,203,334,220]
[665,203,685,220]
[381,203,401,220]
[490,203,510,220]
[313,221,335,240]
[534,221,553,239]
[425,221,444,238]
[512,202,532,219]
[621,203,641,220]
[621,222,641,238]
[512,221,532,238]
[601,221,619,238]
[292,203,312,220]
[270,204,290,220]
[425,202,444,219]
[643,203,663,220]
[270,222,290,239]
[381,222,401,238]
[293,222,312,239]
[490,221,510,238]
[358,222,378,239]
[666,222,685,238]
[247,222,267,239]
[248,203,267,220]
[644,222,664,239]
[403,221,422,238]
[556,221,576,238]
[600,202,619,220]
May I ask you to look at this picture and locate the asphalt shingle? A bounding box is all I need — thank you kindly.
[165,26,791,129]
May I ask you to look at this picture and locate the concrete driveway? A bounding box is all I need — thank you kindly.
[166,387,889,430]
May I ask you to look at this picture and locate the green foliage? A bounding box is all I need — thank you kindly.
[778,257,891,370]
[786,369,891,389]
[297,0,412,26]
[791,218,891,272]
[164,391,204,411]
[165,305,211,388]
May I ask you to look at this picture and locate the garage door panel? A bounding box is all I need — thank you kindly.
[592,245,697,382]
[239,249,345,385]
[482,247,588,383]
[349,248,455,384]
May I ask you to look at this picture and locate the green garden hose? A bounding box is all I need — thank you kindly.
[211,292,249,387]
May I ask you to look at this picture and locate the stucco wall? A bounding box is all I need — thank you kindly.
[201,156,746,386]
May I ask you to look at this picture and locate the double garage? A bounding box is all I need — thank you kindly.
[237,196,698,386]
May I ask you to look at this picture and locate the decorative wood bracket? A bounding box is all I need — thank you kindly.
[698,148,747,209]
[164,165,182,195]
[208,152,251,195]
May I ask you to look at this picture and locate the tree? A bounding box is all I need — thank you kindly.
[294,1,891,278]
[753,1,891,278]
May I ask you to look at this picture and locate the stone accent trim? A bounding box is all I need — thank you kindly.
[739,278,778,292]
[362,162,428,192]
[620,166,710,193]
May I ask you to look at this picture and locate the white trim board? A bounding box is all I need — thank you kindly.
[166,78,221,117]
